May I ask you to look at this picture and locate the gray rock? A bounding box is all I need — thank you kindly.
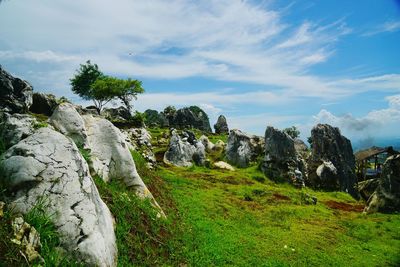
[307,124,357,197]
[199,135,215,152]
[0,128,117,266]
[364,154,400,213]
[0,112,37,148]
[171,106,212,133]
[262,126,306,187]
[164,130,196,167]
[357,178,379,202]
[29,92,58,116]
[102,106,132,121]
[144,109,169,128]
[124,128,156,169]
[49,103,88,148]
[214,115,229,134]
[226,129,264,168]
[0,66,33,113]
[193,141,206,166]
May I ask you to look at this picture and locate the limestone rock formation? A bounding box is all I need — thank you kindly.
[144,109,169,128]
[199,135,215,152]
[226,129,264,168]
[171,106,212,133]
[0,112,37,148]
[102,106,132,121]
[213,161,235,171]
[0,66,33,113]
[262,126,306,187]
[29,92,58,116]
[164,130,196,167]
[49,103,88,147]
[0,128,117,266]
[124,128,156,169]
[364,154,400,213]
[214,115,229,134]
[357,178,379,202]
[307,124,357,197]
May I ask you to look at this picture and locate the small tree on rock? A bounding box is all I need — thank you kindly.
[283,126,300,139]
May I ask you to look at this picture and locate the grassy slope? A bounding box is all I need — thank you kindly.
[156,165,400,266]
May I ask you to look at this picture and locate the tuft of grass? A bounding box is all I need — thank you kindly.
[78,146,92,165]
[32,121,49,129]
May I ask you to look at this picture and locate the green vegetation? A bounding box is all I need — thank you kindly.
[70,61,144,113]
[283,126,300,139]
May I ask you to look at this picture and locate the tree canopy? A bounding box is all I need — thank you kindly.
[70,61,144,113]
[283,126,300,139]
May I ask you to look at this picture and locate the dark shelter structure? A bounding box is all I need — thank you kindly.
[355,146,399,180]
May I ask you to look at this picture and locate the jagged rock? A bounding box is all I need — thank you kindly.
[262,126,306,187]
[83,115,152,197]
[164,130,196,167]
[11,216,44,264]
[226,129,264,168]
[102,106,132,121]
[199,135,215,152]
[213,161,235,171]
[0,66,33,113]
[49,103,88,147]
[171,106,212,133]
[193,141,206,166]
[144,109,169,128]
[364,154,400,213]
[124,128,156,169]
[213,140,226,153]
[214,115,229,134]
[307,124,358,197]
[0,112,37,148]
[357,178,379,202]
[29,92,58,116]
[0,128,117,266]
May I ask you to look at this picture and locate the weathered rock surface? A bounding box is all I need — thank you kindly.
[0,128,117,266]
[0,66,33,113]
[0,112,37,148]
[102,106,132,121]
[171,106,212,133]
[262,126,306,187]
[213,161,235,171]
[29,92,58,116]
[144,109,169,128]
[357,178,379,202]
[307,124,358,197]
[214,115,229,134]
[199,135,215,152]
[226,129,264,168]
[83,115,151,197]
[364,154,400,213]
[164,130,196,167]
[49,103,88,147]
[123,128,156,169]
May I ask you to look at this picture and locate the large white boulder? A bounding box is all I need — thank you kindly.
[49,103,88,147]
[0,128,117,266]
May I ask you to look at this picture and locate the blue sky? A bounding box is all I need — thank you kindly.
[0,0,399,147]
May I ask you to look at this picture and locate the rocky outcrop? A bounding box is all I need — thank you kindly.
[171,106,212,133]
[262,126,306,187]
[0,128,117,266]
[164,130,206,167]
[364,154,400,213]
[307,124,357,197]
[357,178,379,202]
[124,128,156,169]
[226,129,264,168]
[0,112,37,148]
[199,135,214,152]
[29,93,58,116]
[144,109,169,128]
[102,106,132,121]
[49,103,88,148]
[83,115,153,198]
[0,66,33,113]
[214,115,229,134]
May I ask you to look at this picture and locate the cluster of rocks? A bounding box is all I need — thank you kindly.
[123,127,157,169]
[226,129,264,168]
[0,67,163,266]
[163,129,206,167]
[145,106,212,133]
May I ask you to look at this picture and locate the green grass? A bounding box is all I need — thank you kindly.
[154,165,400,267]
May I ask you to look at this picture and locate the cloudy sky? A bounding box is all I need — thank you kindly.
[0,0,399,147]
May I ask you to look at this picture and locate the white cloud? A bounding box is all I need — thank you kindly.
[363,20,400,36]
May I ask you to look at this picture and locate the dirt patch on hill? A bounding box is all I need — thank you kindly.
[324,200,365,212]
[272,193,291,201]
